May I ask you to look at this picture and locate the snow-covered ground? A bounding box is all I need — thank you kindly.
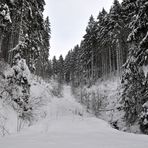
[0,86,148,148]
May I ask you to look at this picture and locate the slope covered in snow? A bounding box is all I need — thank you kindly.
[0,85,148,148]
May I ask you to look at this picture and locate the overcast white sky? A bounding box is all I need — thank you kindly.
[44,0,122,59]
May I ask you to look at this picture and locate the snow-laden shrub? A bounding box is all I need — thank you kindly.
[48,79,63,98]
[0,60,9,74]
[75,87,103,115]
[73,79,125,131]
[2,53,32,130]
[0,99,18,136]
[0,61,18,136]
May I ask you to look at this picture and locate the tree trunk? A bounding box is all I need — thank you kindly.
[0,29,3,59]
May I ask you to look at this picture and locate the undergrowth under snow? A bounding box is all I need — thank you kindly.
[73,78,141,133]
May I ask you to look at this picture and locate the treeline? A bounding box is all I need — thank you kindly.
[50,0,148,133]
[51,0,130,85]
[0,0,50,78]
[63,0,130,86]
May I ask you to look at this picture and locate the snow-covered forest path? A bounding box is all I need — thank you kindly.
[0,86,148,148]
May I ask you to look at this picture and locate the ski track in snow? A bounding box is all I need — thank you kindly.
[0,86,148,148]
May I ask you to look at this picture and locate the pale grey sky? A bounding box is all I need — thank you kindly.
[44,0,122,59]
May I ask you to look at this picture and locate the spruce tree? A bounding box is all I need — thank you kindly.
[52,56,58,79]
[108,0,126,75]
[83,15,98,83]
[57,55,64,83]
[122,0,148,131]
[4,52,32,128]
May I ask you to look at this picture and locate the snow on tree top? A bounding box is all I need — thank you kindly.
[143,101,148,108]
[0,3,12,23]
[4,54,31,84]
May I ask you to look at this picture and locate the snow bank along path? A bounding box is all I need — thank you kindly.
[0,86,148,148]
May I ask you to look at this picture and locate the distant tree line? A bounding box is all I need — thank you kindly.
[51,0,128,85]
[63,0,130,86]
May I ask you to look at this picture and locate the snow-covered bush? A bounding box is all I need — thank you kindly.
[48,79,63,97]
[0,61,18,136]
[2,53,32,129]
[73,79,126,131]
[0,98,18,136]
[0,60,9,77]
[75,87,103,115]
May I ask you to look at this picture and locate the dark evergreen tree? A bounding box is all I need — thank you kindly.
[57,55,64,83]
[97,8,110,77]
[83,15,98,83]
[122,0,148,131]
[64,51,72,83]
[46,60,53,78]
[108,0,127,75]
[35,16,51,78]
[52,56,58,78]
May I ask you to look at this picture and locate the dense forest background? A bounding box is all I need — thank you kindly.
[0,0,50,78]
[1,0,148,134]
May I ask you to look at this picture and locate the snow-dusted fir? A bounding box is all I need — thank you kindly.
[122,0,148,133]
[4,53,32,124]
